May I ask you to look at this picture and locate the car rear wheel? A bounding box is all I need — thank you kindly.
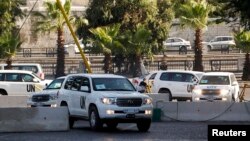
[89,106,103,130]
[137,119,151,132]
[0,90,7,95]
[179,46,187,54]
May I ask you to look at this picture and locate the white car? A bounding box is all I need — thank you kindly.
[27,76,65,107]
[57,74,153,131]
[151,70,204,101]
[163,37,192,53]
[192,72,240,102]
[204,36,236,51]
[0,70,52,96]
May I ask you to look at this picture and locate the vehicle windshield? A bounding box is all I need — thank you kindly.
[92,78,136,91]
[46,78,65,89]
[199,75,230,85]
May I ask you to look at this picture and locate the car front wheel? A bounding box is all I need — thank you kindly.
[89,106,103,130]
[137,119,151,132]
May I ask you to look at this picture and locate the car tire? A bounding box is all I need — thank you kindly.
[159,89,172,101]
[89,106,103,131]
[106,122,118,130]
[180,46,187,54]
[69,117,75,129]
[0,90,7,95]
[207,45,212,51]
[137,119,151,132]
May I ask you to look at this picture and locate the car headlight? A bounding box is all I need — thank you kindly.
[193,89,202,95]
[101,97,116,105]
[142,97,152,105]
[50,95,58,100]
[220,89,229,96]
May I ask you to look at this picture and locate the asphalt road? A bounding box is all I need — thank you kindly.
[1,121,249,141]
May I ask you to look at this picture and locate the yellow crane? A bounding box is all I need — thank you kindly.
[56,0,92,73]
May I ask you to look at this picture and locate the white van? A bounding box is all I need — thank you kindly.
[0,63,45,80]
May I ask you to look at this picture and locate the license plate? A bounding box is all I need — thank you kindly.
[124,109,139,114]
[126,114,135,118]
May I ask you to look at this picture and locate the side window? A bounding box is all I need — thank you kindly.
[172,73,183,82]
[5,73,21,82]
[184,74,195,82]
[64,76,75,90]
[0,73,3,81]
[71,77,82,91]
[160,72,170,81]
[21,74,35,82]
[80,77,90,92]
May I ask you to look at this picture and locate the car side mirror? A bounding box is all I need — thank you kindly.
[33,78,40,83]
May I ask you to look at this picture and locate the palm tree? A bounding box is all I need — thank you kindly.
[32,0,73,77]
[121,24,152,77]
[89,24,124,73]
[234,30,250,80]
[178,0,214,71]
[0,32,22,69]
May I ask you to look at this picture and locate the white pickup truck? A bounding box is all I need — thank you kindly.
[56,74,153,132]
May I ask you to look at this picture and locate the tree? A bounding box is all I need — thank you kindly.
[0,0,24,68]
[234,30,250,80]
[178,0,214,71]
[214,0,250,30]
[89,24,124,73]
[78,0,174,76]
[120,24,152,77]
[32,0,73,77]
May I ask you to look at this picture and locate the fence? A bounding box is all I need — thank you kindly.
[2,48,245,79]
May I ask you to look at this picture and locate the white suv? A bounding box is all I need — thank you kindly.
[0,70,51,96]
[57,74,153,132]
[151,70,204,101]
[192,72,240,102]
[163,37,192,53]
[205,36,236,51]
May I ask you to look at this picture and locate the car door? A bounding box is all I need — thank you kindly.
[171,38,182,50]
[171,73,196,98]
[69,76,89,117]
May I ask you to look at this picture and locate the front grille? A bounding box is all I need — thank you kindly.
[116,98,142,107]
[32,95,50,102]
[202,89,220,95]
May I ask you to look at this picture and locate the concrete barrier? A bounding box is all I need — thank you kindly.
[0,96,28,107]
[146,93,169,107]
[0,107,69,132]
[160,102,250,122]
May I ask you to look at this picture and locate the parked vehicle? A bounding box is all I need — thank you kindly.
[204,36,236,51]
[163,37,192,53]
[192,72,240,102]
[0,70,51,96]
[56,74,153,131]
[151,70,204,101]
[27,76,65,107]
[0,63,45,80]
